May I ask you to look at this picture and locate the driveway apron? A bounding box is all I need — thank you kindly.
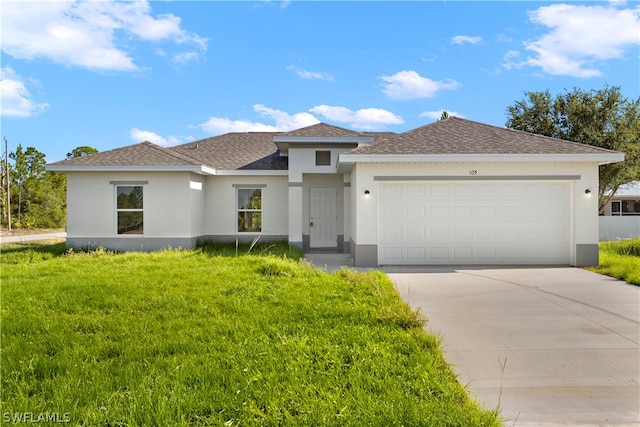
[387,267,640,426]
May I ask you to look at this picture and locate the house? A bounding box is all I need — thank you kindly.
[599,181,640,216]
[46,117,623,267]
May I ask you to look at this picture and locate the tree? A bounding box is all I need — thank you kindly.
[66,146,98,159]
[8,144,66,229]
[506,86,640,210]
[439,110,450,121]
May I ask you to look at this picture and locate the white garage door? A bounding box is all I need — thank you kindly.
[378,181,571,265]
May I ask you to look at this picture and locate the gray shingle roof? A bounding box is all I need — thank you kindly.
[279,123,367,138]
[48,118,621,172]
[171,132,287,170]
[348,117,620,155]
[48,141,202,167]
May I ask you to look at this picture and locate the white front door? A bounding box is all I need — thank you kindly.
[310,187,337,248]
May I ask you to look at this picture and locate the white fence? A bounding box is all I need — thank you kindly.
[599,216,640,241]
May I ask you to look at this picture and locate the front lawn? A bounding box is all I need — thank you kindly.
[589,238,640,286]
[0,242,500,426]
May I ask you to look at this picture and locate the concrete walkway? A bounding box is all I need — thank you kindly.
[388,267,640,426]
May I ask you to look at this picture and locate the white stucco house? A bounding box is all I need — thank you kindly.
[599,181,640,216]
[47,117,623,267]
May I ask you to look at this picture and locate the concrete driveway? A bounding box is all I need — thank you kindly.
[387,267,640,426]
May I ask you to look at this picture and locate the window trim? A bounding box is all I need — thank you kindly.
[115,184,144,236]
[236,187,263,234]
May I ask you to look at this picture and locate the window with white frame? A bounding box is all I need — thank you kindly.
[116,186,144,234]
[237,188,262,232]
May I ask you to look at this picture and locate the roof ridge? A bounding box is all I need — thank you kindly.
[277,122,368,137]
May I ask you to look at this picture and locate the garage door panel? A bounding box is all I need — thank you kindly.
[477,227,496,239]
[406,247,426,261]
[452,226,473,240]
[453,205,473,217]
[478,206,497,217]
[381,247,402,262]
[381,224,402,239]
[453,247,473,261]
[477,247,497,261]
[406,184,426,196]
[430,206,449,217]
[406,205,425,218]
[430,184,449,196]
[430,226,448,240]
[454,184,473,196]
[381,205,402,219]
[430,247,449,260]
[379,182,571,265]
[406,225,426,239]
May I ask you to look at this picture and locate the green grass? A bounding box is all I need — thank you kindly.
[589,238,640,286]
[0,242,501,426]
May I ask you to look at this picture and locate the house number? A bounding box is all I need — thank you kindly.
[469,170,478,175]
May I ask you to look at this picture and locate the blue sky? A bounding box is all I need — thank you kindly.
[1,1,639,162]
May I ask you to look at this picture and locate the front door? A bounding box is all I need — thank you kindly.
[310,187,337,248]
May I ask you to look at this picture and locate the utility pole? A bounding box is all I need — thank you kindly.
[4,137,10,231]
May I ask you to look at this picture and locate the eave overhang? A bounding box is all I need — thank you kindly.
[337,152,625,173]
[45,164,289,177]
[274,136,374,155]
[45,165,218,175]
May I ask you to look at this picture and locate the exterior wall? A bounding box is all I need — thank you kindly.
[288,146,354,251]
[66,171,197,250]
[288,146,346,174]
[349,162,601,267]
[189,174,205,237]
[203,175,288,241]
[343,173,351,253]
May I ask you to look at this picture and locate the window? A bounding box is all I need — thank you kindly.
[315,150,331,166]
[117,186,143,234]
[611,201,621,215]
[237,188,262,232]
[622,200,640,215]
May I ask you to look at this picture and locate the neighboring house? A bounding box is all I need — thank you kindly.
[599,181,640,216]
[47,117,623,267]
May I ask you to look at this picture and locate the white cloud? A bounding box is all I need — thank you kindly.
[254,104,320,130]
[130,128,191,147]
[380,70,461,100]
[200,104,320,135]
[451,35,483,45]
[504,3,640,77]
[0,67,49,118]
[172,52,200,65]
[287,66,334,81]
[1,1,207,72]
[419,110,465,121]
[310,105,404,130]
